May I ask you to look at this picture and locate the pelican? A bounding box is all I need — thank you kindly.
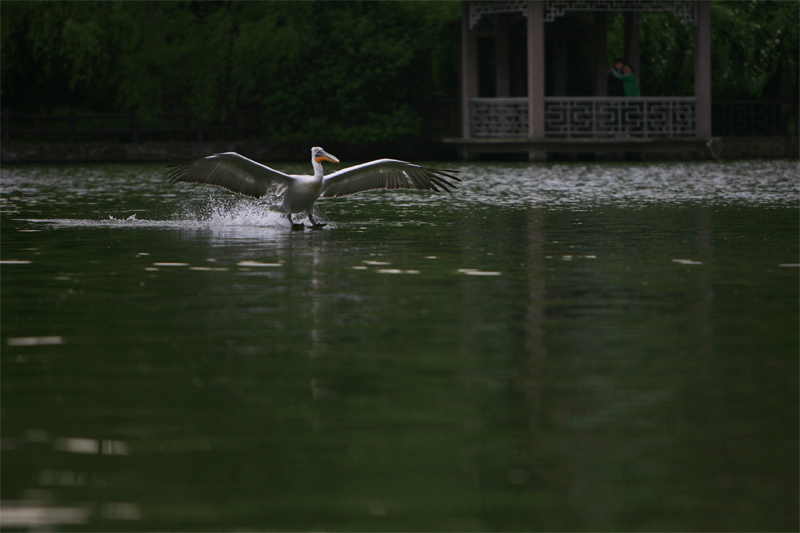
[167,147,460,229]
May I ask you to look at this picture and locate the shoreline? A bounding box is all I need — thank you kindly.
[1,136,796,164]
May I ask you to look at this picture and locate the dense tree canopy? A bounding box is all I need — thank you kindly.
[633,0,798,99]
[1,1,460,142]
[1,1,796,142]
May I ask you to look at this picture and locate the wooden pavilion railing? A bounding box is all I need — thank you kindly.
[546,97,698,139]
[471,97,699,139]
[470,97,792,139]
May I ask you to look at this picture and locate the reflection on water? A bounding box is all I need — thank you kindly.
[1,160,798,531]
[2,430,139,529]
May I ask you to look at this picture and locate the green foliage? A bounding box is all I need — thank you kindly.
[1,0,460,143]
[639,13,696,96]
[231,2,423,141]
[632,0,798,99]
[710,0,798,99]
[1,1,122,110]
[2,0,796,142]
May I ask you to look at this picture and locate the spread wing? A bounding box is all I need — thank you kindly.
[167,152,295,199]
[321,159,460,199]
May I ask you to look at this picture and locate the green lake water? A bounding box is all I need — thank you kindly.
[1,159,798,531]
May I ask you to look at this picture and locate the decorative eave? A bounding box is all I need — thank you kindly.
[469,1,529,29]
[469,0,696,29]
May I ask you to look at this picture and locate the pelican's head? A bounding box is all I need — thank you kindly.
[312,146,339,164]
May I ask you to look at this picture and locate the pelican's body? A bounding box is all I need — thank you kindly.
[167,147,460,228]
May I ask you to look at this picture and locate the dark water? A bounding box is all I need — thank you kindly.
[1,159,798,531]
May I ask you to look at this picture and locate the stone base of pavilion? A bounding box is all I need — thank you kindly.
[443,137,723,161]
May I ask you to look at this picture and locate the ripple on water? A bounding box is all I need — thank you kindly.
[19,199,299,232]
[2,160,797,232]
[456,160,799,208]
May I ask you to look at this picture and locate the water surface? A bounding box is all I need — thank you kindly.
[2,159,798,531]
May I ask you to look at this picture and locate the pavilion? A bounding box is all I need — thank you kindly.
[445,0,720,160]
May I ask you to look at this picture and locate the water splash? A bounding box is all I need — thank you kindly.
[108,213,138,222]
[206,200,288,228]
[26,198,323,232]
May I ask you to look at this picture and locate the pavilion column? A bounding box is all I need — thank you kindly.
[694,0,712,139]
[527,0,545,160]
[461,1,479,140]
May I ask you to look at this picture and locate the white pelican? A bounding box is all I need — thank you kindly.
[167,147,460,229]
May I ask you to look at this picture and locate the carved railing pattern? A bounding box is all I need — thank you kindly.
[470,97,698,139]
[544,0,695,23]
[471,98,530,137]
[469,1,529,29]
[546,97,696,138]
[468,0,695,29]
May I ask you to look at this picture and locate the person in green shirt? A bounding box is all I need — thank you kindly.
[610,64,641,97]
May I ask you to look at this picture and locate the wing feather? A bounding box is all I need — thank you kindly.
[167,152,294,199]
[321,159,460,199]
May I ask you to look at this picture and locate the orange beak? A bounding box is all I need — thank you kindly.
[314,149,340,164]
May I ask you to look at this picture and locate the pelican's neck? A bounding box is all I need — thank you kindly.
[312,158,325,180]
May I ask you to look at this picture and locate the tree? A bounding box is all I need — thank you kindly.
[710,0,798,101]
[2,1,796,141]
[1,1,460,143]
[632,0,798,100]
